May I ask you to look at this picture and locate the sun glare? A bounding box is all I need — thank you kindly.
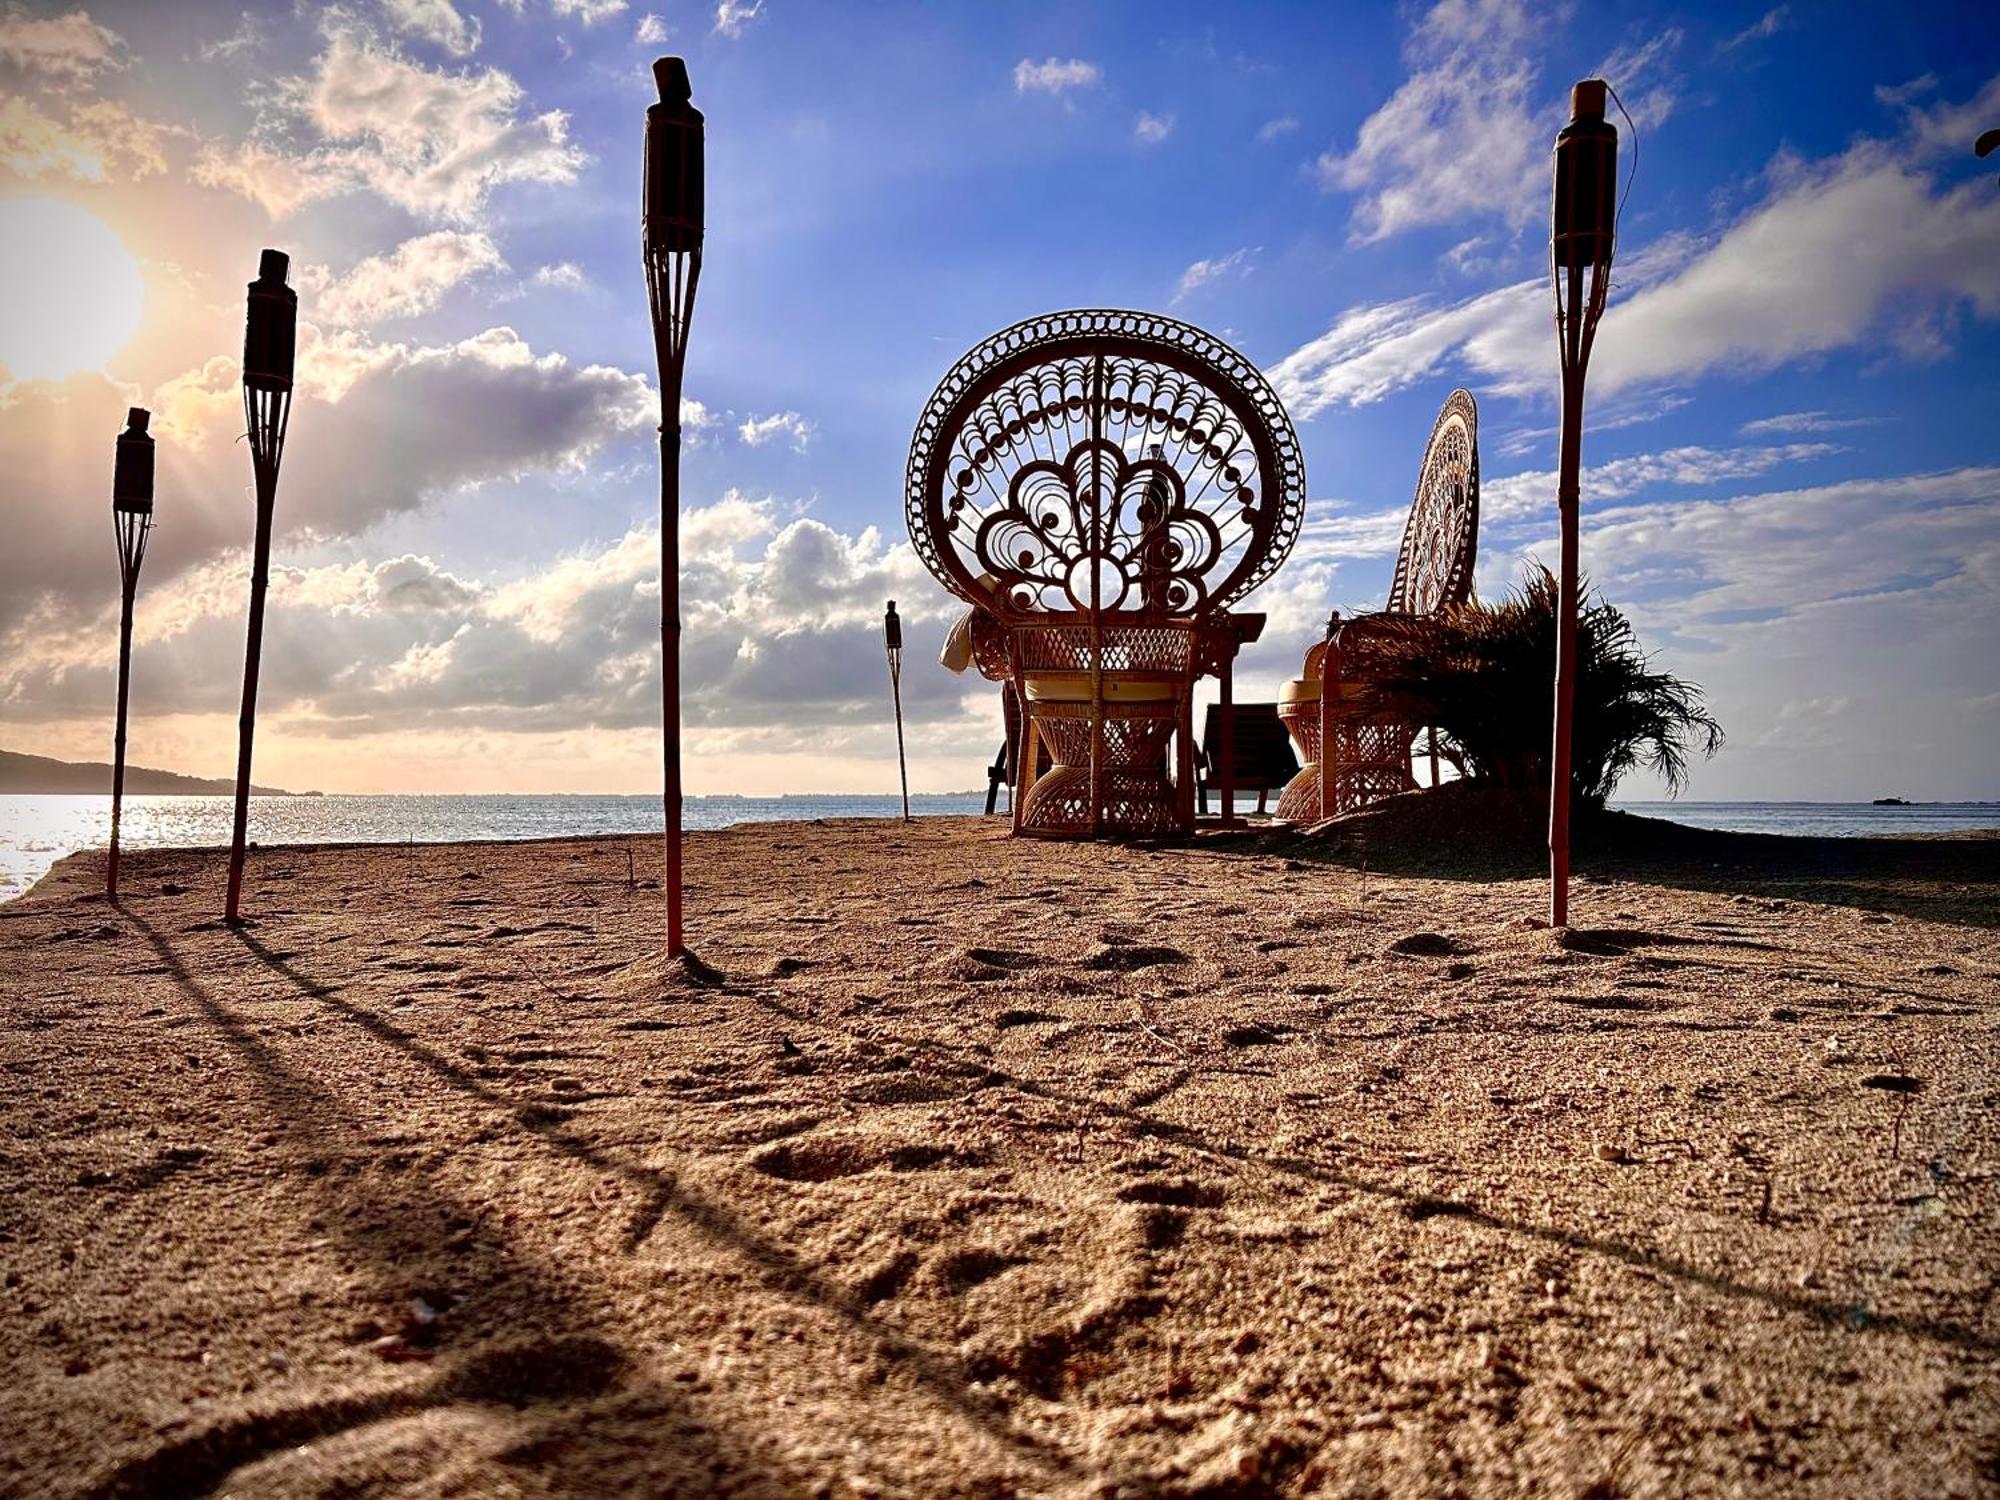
[0,198,146,383]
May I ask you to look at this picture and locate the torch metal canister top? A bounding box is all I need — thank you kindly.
[644,55,704,254]
[884,600,902,652]
[113,406,154,516]
[243,247,298,393]
[1552,78,1617,271]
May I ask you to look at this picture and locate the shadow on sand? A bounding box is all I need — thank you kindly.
[1211,788,2000,931]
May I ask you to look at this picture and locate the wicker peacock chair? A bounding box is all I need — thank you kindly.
[910,310,1307,838]
[1276,389,1480,822]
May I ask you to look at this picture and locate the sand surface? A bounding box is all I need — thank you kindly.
[2,813,1996,1497]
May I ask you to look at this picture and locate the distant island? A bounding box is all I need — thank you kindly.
[0,748,314,797]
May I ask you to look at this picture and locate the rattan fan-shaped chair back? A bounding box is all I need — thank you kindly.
[908,310,1307,837]
[1276,389,1481,822]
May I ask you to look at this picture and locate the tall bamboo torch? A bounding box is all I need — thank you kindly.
[1548,80,1618,928]
[885,600,910,821]
[225,248,297,925]
[107,406,155,899]
[644,56,703,957]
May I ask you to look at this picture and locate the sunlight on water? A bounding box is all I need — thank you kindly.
[1,794,1992,902]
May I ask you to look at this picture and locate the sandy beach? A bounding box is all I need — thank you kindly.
[3,810,1996,1497]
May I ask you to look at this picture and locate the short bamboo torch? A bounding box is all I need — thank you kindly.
[108,406,155,898]
[885,601,910,821]
[644,56,704,956]
[1547,80,1617,929]
[225,248,296,925]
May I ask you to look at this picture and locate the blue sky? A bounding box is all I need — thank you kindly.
[1,0,1996,798]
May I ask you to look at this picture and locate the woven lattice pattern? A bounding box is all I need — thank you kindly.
[907,310,1306,620]
[1021,705,1182,837]
[1387,389,1479,616]
[1282,390,1479,823]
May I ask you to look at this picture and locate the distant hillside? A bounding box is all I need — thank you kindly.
[0,749,312,797]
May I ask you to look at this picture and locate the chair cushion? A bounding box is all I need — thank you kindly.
[1023,672,1178,704]
[1278,677,1320,704]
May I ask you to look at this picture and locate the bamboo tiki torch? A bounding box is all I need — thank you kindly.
[885,600,910,821]
[1548,81,1618,929]
[643,56,703,957]
[108,407,155,899]
[225,249,296,925]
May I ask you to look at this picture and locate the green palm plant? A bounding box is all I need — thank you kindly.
[1350,566,1722,807]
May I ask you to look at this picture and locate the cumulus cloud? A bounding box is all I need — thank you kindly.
[0,327,655,650]
[1,488,966,764]
[381,0,481,56]
[1256,115,1298,143]
[634,12,667,45]
[1133,110,1174,145]
[532,261,586,290]
[193,23,585,224]
[0,4,124,81]
[1013,57,1099,94]
[1271,96,2000,416]
[302,231,504,327]
[737,410,813,451]
[1172,247,1257,304]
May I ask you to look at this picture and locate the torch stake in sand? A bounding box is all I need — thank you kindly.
[644,56,703,958]
[225,249,297,926]
[1548,81,1618,928]
[885,600,910,821]
[108,407,155,899]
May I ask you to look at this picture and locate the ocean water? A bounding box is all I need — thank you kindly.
[1,793,1993,903]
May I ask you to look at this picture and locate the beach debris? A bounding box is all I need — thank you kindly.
[1821,1038,1856,1066]
[1594,1141,1630,1164]
[265,1350,289,1373]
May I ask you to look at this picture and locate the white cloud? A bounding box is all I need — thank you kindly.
[1737,410,1887,437]
[713,0,762,39]
[381,0,481,56]
[1595,26,1682,132]
[737,410,813,451]
[1314,0,1542,241]
[1013,57,1099,95]
[1133,109,1174,145]
[1256,115,1298,143]
[1271,100,2000,416]
[1722,6,1790,51]
[193,23,586,224]
[0,94,166,182]
[1171,247,1257,304]
[0,5,124,81]
[198,11,262,64]
[532,260,586,290]
[634,12,667,45]
[552,0,627,24]
[0,327,656,648]
[304,231,504,326]
[1480,442,1840,522]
